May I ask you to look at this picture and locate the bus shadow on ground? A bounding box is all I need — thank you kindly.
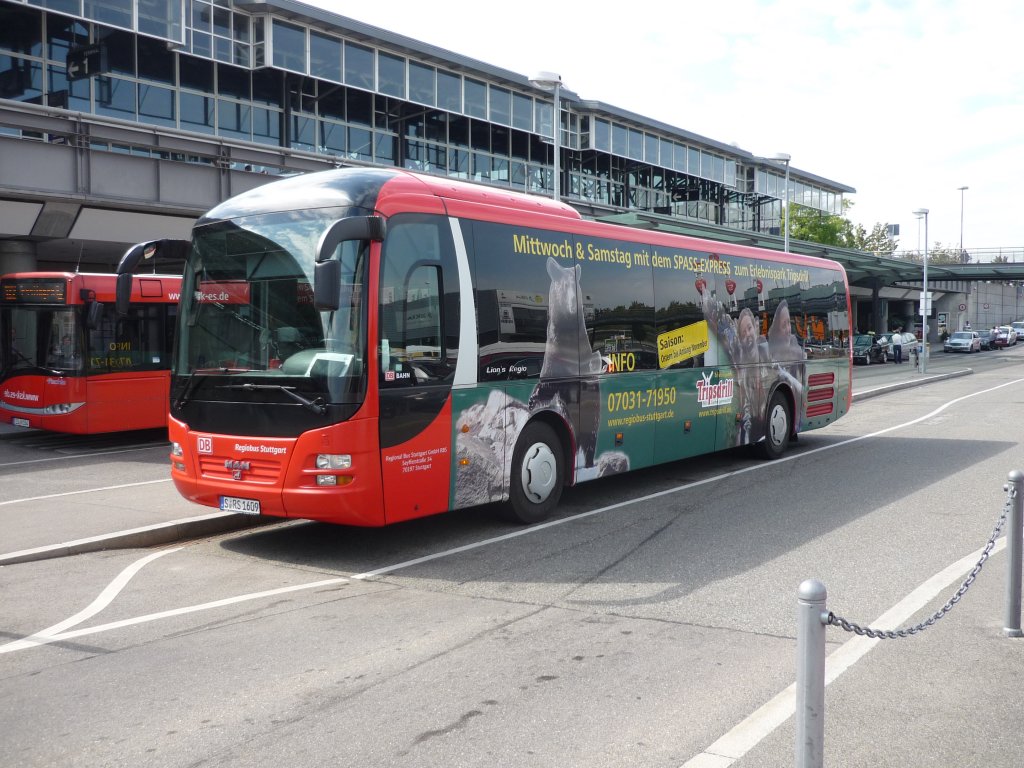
[218,433,1019,599]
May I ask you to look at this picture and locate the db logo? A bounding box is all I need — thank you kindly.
[197,436,213,453]
[384,370,396,381]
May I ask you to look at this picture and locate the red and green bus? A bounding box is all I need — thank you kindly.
[165,167,852,525]
[0,271,181,434]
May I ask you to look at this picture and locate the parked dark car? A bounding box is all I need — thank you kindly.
[852,333,888,365]
[977,328,998,350]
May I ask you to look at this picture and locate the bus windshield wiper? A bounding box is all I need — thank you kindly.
[7,347,62,377]
[219,382,326,415]
[175,370,207,408]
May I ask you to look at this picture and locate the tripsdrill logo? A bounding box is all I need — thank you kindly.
[695,371,734,408]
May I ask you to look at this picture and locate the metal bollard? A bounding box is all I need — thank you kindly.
[797,579,827,768]
[1005,471,1024,638]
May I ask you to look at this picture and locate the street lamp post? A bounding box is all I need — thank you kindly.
[957,185,968,262]
[773,153,792,252]
[530,71,563,202]
[913,208,930,373]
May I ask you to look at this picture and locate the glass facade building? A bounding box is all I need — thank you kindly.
[0,0,853,236]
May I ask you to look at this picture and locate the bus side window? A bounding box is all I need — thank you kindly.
[381,265,443,385]
[379,215,458,386]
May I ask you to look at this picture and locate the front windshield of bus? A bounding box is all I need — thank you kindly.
[175,207,368,407]
[1,305,83,376]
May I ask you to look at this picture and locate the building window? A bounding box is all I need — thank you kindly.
[310,31,341,83]
[511,92,532,132]
[180,91,214,133]
[463,77,486,119]
[217,62,250,100]
[611,123,627,156]
[344,41,373,90]
[218,98,251,141]
[377,51,405,98]
[534,99,552,141]
[437,69,460,111]
[84,0,132,30]
[488,85,510,126]
[626,128,642,161]
[138,83,175,127]
[272,19,305,73]
[253,106,280,145]
[408,60,434,106]
[136,0,182,41]
[591,118,610,152]
[645,133,659,164]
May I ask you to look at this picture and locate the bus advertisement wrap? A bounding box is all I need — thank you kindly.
[164,168,851,527]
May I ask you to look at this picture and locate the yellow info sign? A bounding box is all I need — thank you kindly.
[657,321,710,368]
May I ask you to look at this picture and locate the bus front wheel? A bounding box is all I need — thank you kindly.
[757,390,791,460]
[505,422,564,524]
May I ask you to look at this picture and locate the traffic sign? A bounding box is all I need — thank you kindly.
[66,44,106,82]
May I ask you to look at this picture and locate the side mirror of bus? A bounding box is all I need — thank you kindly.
[85,300,103,329]
[314,260,341,311]
[115,272,133,316]
[313,216,385,311]
[115,238,190,315]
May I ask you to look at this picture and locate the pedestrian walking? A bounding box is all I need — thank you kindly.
[890,326,904,364]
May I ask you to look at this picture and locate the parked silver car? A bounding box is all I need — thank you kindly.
[944,331,981,353]
[879,332,917,362]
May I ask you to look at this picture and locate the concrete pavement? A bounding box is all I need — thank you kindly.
[0,349,972,565]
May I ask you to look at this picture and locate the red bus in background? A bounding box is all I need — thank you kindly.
[0,271,181,434]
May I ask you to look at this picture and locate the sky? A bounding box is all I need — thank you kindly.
[309,0,1023,257]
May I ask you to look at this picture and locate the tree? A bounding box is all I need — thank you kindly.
[786,200,897,254]
[900,243,964,265]
[788,204,853,247]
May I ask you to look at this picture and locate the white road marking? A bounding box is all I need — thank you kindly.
[0,444,168,468]
[0,478,171,507]
[0,576,349,654]
[0,548,181,653]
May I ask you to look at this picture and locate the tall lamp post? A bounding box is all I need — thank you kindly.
[913,208,930,373]
[957,185,968,262]
[773,153,792,252]
[530,71,563,201]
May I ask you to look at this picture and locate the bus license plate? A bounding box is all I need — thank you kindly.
[220,496,261,515]
[12,418,30,428]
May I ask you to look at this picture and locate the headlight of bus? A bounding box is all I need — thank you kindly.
[316,454,351,469]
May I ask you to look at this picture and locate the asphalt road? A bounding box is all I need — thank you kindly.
[2,347,1024,767]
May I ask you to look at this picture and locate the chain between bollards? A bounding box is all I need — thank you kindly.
[796,472,1024,768]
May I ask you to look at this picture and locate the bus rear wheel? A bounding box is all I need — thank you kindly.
[757,390,791,460]
[504,421,564,524]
